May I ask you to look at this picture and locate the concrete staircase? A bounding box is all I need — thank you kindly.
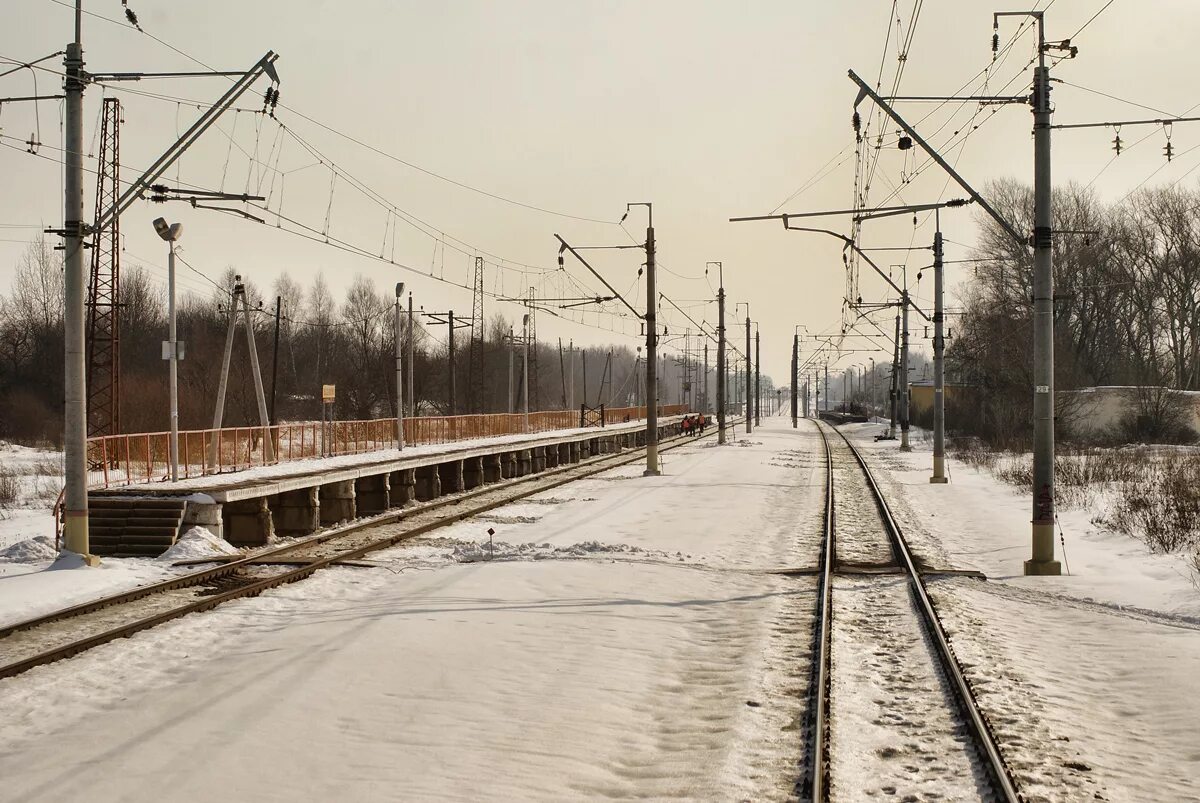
[88,497,186,558]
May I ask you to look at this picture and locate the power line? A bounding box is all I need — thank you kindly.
[37,0,619,226]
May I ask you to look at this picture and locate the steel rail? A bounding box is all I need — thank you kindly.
[821,422,1022,803]
[800,418,835,800]
[0,422,727,681]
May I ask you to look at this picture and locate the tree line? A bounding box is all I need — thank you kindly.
[949,178,1200,445]
[0,239,722,444]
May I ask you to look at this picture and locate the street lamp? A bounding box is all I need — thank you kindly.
[153,217,183,481]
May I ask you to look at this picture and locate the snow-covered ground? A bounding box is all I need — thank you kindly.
[1,421,1197,801]
[0,421,825,802]
[0,441,61,553]
[848,423,1200,802]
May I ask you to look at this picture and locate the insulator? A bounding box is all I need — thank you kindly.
[1112,134,1122,155]
[898,135,913,150]
[1165,141,1175,162]
[992,33,1000,55]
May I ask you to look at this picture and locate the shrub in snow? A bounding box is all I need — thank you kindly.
[1102,452,1200,554]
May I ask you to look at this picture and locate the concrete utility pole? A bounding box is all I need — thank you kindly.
[567,339,575,410]
[790,334,797,427]
[522,314,531,432]
[890,312,900,436]
[716,265,726,443]
[625,202,659,476]
[754,326,761,427]
[744,309,752,433]
[407,294,414,418]
[270,295,281,424]
[61,2,92,561]
[931,224,947,483]
[824,364,829,414]
[703,342,709,414]
[448,310,456,416]
[507,327,514,413]
[869,357,876,421]
[1022,11,1060,574]
[394,283,405,451]
[900,277,911,451]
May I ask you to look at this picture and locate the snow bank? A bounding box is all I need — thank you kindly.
[0,535,57,563]
[157,527,240,562]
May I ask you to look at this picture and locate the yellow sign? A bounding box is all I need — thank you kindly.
[321,384,336,402]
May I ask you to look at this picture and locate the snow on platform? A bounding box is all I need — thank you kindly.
[0,420,824,802]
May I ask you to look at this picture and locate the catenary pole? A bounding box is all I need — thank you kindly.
[900,276,911,451]
[394,283,405,450]
[791,334,798,428]
[62,1,92,560]
[270,295,281,425]
[522,315,530,432]
[448,310,456,416]
[407,294,414,418]
[638,204,661,476]
[1027,13,1060,574]
[755,327,761,426]
[931,223,947,483]
[745,313,752,433]
[716,265,726,443]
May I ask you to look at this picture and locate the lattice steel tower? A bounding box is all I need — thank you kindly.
[468,256,485,413]
[87,97,121,437]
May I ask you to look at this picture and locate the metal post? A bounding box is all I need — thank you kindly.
[407,294,414,418]
[207,283,239,468]
[900,279,911,451]
[755,327,761,426]
[643,210,660,476]
[791,334,798,428]
[931,226,947,483]
[717,275,726,443]
[448,310,456,416]
[62,3,93,560]
[745,315,752,433]
[522,314,531,433]
[270,295,281,425]
[824,363,829,413]
[240,289,275,462]
[567,339,575,410]
[1028,16,1060,574]
[890,313,900,436]
[167,242,179,481]
[870,358,877,421]
[703,341,709,414]
[394,284,405,451]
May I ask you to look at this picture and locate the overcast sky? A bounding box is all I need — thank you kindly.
[1,0,1196,382]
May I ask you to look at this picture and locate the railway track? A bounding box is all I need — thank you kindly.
[0,424,727,682]
[800,420,1020,802]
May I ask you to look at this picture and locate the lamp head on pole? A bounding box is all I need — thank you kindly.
[152,217,183,242]
[395,282,405,298]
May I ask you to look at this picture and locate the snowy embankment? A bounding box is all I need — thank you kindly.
[847,423,1200,802]
[0,441,61,553]
[0,422,825,802]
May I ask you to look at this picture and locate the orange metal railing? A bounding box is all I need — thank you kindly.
[84,404,686,489]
